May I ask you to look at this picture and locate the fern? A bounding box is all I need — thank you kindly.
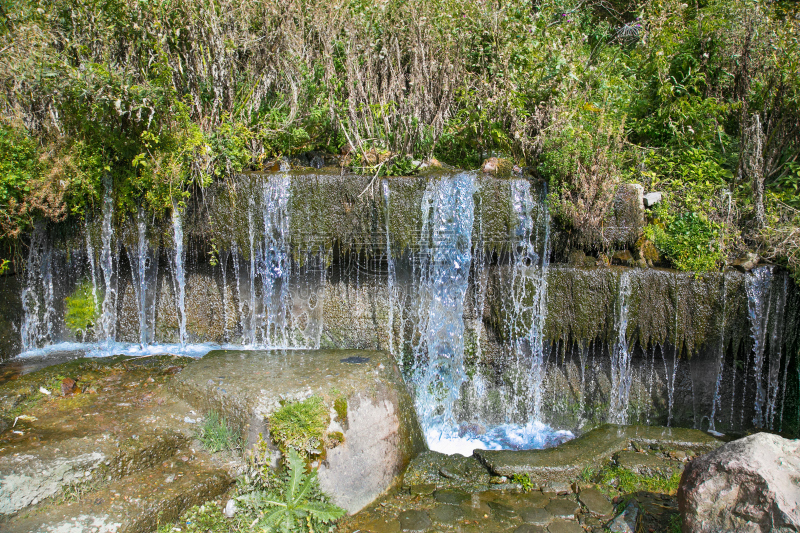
[238,449,346,533]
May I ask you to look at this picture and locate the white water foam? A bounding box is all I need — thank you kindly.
[425,421,574,457]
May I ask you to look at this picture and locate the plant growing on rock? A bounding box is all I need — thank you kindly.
[268,396,328,457]
[237,448,345,533]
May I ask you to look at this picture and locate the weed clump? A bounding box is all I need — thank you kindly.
[268,396,328,457]
[197,411,241,453]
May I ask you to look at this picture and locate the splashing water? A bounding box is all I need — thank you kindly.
[171,205,187,347]
[506,179,551,422]
[412,172,476,434]
[746,266,773,428]
[609,271,632,423]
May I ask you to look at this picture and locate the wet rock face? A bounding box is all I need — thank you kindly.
[678,432,800,533]
[172,349,426,514]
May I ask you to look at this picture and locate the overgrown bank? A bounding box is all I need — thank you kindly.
[0,0,798,278]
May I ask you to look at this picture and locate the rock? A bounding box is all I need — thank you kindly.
[403,450,490,490]
[544,498,579,519]
[668,450,688,462]
[487,500,517,519]
[678,432,800,533]
[606,501,641,533]
[515,525,547,533]
[611,250,633,265]
[474,425,720,485]
[434,488,471,505]
[635,236,661,266]
[602,183,645,248]
[408,483,436,496]
[224,498,237,518]
[398,510,432,532]
[173,349,426,514]
[61,377,77,396]
[520,506,553,525]
[733,253,760,272]
[613,450,682,477]
[429,503,465,523]
[481,157,515,178]
[643,192,662,207]
[547,519,583,533]
[578,487,614,517]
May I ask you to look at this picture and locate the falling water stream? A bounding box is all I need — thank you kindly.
[11,171,799,451]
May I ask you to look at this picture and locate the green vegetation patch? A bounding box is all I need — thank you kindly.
[268,396,329,456]
[197,411,242,453]
[64,281,100,340]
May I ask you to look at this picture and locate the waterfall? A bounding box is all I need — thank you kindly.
[171,205,187,347]
[127,209,158,346]
[766,273,787,430]
[709,274,727,432]
[98,180,117,345]
[507,178,551,422]
[258,174,291,346]
[746,266,773,428]
[382,179,396,357]
[609,271,632,423]
[20,225,54,351]
[412,172,476,432]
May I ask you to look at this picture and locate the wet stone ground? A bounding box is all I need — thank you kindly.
[338,450,683,533]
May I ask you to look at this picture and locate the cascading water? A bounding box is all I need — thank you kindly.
[20,225,54,351]
[257,174,291,347]
[746,266,773,428]
[709,274,727,432]
[506,179,551,423]
[382,179,397,357]
[171,205,187,347]
[127,209,158,346]
[412,172,476,443]
[98,180,118,345]
[609,271,632,424]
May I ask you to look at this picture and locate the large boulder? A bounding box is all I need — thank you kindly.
[172,349,427,514]
[678,432,800,533]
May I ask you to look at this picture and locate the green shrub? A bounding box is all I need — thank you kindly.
[645,212,724,272]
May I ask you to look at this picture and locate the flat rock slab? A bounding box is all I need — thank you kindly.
[434,488,471,505]
[5,459,232,533]
[172,349,426,513]
[474,424,721,483]
[578,487,614,517]
[399,510,432,532]
[515,526,547,533]
[520,506,553,525]
[429,503,465,523]
[547,518,583,533]
[614,450,683,476]
[679,432,800,532]
[544,498,579,519]
[0,355,198,517]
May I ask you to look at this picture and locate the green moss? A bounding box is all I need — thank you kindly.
[333,396,347,423]
[64,281,100,339]
[595,464,682,496]
[268,396,329,456]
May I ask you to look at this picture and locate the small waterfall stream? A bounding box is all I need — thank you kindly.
[412,172,476,439]
[609,271,632,423]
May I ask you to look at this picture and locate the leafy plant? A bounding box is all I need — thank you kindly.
[237,448,345,533]
[197,411,241,453]
[268,396,328,457]
[645,211,723,272]
[512,473,534,492]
